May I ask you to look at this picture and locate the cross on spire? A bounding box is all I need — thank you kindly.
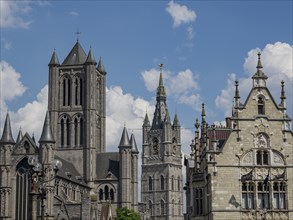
[75,30,81,42]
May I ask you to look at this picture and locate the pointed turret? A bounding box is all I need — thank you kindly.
[0,113,15,144]
[164,109,171,124]
[85,47,97,65]
[16,128,23,143]
[62,41,87,65]
[252,52,268,87]
[173,112,180,127]
[97,58,106,74]
[156,64,166,101]
[48,49,60,66]
[280,80,286,108]
[39,111,55,144]
[130,133,139,153]
[143,112,150,127]
[119,126,131,148]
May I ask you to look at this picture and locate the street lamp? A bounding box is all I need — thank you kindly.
[28,155,62,220]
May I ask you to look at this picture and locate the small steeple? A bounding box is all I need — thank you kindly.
[0,112,15,144]
[48,49,60,66]
[130,133,139,153]
[173,112,180,127]
[234,80,240,107]
[16,127,23,143]
[143,112,150,127]
[85,47,97,65]
[97,57,106,74]
[252,52,268,79]
[280,80,286,108]
[39,111,55,144]
[156,64,166,100]
[119,126,131,148]
[201,103,206,122]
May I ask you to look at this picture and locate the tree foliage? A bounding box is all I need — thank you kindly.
[116,207,140,220]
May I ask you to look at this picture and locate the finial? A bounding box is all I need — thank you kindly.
[256,52,263,70]
[159,63,164,73]
[234,80,240,99]
[201,103,206,117]
[75,29,81,42]
[195,118,200,130]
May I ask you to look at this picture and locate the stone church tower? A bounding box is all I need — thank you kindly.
[141,66,183,220]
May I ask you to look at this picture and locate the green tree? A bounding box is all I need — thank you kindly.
[116,207,140,220]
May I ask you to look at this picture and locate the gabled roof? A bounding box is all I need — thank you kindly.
[207,128,231,149]
[96,152,120,180]
[62,41,87,65]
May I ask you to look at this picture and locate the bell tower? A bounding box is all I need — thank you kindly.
[141,65,183,219]
[47,41,106,183]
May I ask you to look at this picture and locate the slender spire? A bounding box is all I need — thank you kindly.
[16,127,23,143]
[201,103,206,122]
[39,111,55,144]
[118,126,131,148]
[130,133,139,153]
[0,112,15,144]
[252,52,268,79]
[173,112,180,127]
[164,109,171,124]
[234,80,240,107]
[97,57,106,74]
[85,47,97,65]
[280,80,286,108]
[156,63,166,100]
[48,49,60,66]
[143,112,150,127]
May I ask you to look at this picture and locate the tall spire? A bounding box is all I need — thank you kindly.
[16,127,23,143]
[48,49,60,66]
[119,126,131,148]
[130,132,139,153]
[39,111,55,144]
[156,64,166,101]
[0,112,15,144]
[85,47,97,65]
[97,57,106,74]
[280,80,286,108]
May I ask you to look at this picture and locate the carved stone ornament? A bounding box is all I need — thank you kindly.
[242,151,253,164]
[273,152,284,165]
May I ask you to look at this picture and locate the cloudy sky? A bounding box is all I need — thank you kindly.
[1,0,292,158]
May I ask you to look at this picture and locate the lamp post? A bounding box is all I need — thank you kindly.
[28,155,62,220]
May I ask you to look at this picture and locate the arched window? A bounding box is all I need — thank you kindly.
[74,118,78,146]
[62,75,71,106]
[60,116,70,147]
[73,115,83,147]
[99,189,103,201]
[161,200,165,215]
[178,176,180,191]
[148,200,153,216]
[171,175,174,191]
[149,176,153,191]
[105,185,109,200]
[160,175,164,190]
[74,76,83,106]
[258,97,265,115]
[110,188,114,201]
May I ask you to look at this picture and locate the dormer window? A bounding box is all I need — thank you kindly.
[258,97,265,115]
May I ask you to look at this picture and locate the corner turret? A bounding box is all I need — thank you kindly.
[0,113,15,144]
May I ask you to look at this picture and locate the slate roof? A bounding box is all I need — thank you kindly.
[62,41,87,65]
[96,152,120,180]
[55,155,88,187]
[207,128,231,149]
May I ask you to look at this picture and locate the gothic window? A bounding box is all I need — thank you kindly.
[149,176,153,191]
[110,188,114,201]
[74,76,83,106]
[194,188,204,215]
[178,176,180,191]
[61,75,71,106]
[148,200,153,216]
[160,199,165,215]
[104,185,109,200]
[99,189,103,201]
[160,175,164,190]
[256,150,269,165]
[258,97,265,115]
[172,200,175,216]
[73,115,83,147]
[60,115,70,147]
[273,182,286,209]
[171,175,174,191]
[257,182,270,209]
[241,182,255,209]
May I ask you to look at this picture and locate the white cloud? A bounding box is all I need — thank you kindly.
[0,60,27,106]
[166,1,196,27]
[0,1,33,28]
[216,42,293,118]
[69,11,79,16]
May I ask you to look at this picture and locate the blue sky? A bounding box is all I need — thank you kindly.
[1,0,292,155]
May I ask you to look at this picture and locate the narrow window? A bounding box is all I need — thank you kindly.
[149,176,153,191]
[105,185,109,200]
[257,182,269,209]
[171,175,174,191]
[148,200,153,216]
[61,119,65,146]
[178,176,180,191]
[241,182,255,209]
[160,175,164,190]
[110,189,114,201]
[99,189,103,201]
[74,118,78,146]
[80,118,83,145]
[258,97,265,115]
[161,200,165,215]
